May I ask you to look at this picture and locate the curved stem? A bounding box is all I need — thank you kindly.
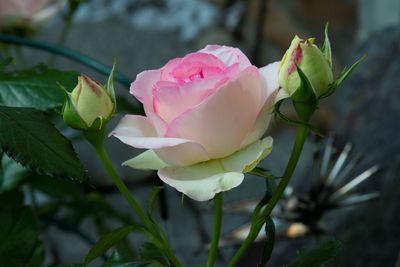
[92,141,182,267]
[94,143,152,229]
[228,125,309,267]
[206,193,223,267]
[0,33,132,88]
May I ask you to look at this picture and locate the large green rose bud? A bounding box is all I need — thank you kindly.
[62,72,116,131]
[278,35,333,97]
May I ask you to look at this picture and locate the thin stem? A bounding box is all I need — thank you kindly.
[48,13,73,65]
[94,144,151,227]
[92,142,182,267]
[228,125,309,267]
[206,193,223,267]
[0,33,133,89]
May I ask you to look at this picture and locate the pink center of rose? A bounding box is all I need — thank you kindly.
[151,53,236,123]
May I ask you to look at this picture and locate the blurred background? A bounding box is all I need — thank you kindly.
[1,0,399,266]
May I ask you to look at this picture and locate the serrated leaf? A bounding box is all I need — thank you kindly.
[29,174,81,199]
[84,225,139,266]
[0,106,87,181]
[286,239,341,267]
[0,65,78,111]
[0,154,30,193]
[0,206,39,267]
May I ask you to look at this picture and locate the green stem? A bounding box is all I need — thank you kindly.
[90,139,182,267]
[94,143,152,228]
[228,125,309,267]
[0,33,132,88]
[48,12,73,65]
[206,193,223,267]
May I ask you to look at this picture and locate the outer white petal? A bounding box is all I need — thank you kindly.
[259,61,280,97]
[122,150,168,170]
[240,62,280,147]
[158,137,273,201]
[111,115,210,165]
[275,89,291,103]
[110,115,189,149]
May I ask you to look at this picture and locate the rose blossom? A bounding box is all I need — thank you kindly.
[0,0,61,30]
[111,45,280,201]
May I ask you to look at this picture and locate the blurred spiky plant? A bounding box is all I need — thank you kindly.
[220,134,380,246]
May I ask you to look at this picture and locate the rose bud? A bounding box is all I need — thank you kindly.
[278,35,333,98]
[0,0,62,33]
[111,45,280,201]
[62,75,115,131]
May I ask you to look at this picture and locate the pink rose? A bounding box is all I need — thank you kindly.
[112,45,280,201]
[0,0,61,30]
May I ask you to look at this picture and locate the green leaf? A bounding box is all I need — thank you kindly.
[29,174,81,199]
[321,23,332,68]
[0,206,39,267]
[333,55,366,89]
[0,65,78,111]
[25,241,45,267]
[84,225,139,266]
[286,240,341,267]
[0,154,30,193]
[0,106,87,181]
[64,192,131,225]
[0,189,24,207]
[139,242,170,267]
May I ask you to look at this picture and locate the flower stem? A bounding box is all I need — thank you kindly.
[92,141,182,267]
[228,124,309,267]
[94,143,152,227]
[48,12,74,65]
[206,193,223,267]
[0,33,133,89]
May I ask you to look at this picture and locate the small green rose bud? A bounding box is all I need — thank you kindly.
[62,75,115,130]
[278,35,333,97]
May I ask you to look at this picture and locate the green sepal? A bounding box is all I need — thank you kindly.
[273,99,322,136]
[321,23,332,68]
[60,85,88,130]
[319,55,366,99]
[106,59,117,113]
[258,216,275,267]
[87,116,110,131]
[291,65,318,122]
